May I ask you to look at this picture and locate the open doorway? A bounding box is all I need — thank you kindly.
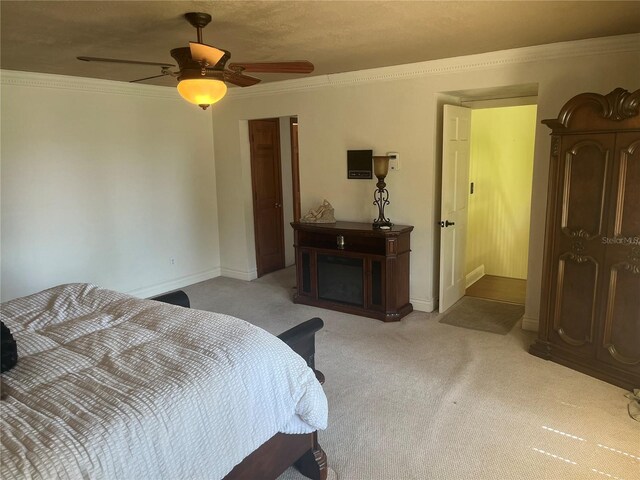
[438,84,538,314]
[464,105,536,305]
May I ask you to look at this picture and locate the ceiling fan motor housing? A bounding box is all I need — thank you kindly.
[184,12,212,29]
[170,47,225,82]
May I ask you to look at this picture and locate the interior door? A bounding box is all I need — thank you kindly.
[439,105,472,312]
[249,118,285,277]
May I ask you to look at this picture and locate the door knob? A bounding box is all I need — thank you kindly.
[439,220,455,227]
[275,203,281,208]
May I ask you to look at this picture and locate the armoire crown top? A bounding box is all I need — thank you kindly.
[543,87,640,132]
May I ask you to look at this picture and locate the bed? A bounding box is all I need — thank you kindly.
[0,283,329,480]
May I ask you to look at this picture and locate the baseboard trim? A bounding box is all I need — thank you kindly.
[220,267,258,281]
[127,268,221,299]
[521,315,539,332]
[465,265,485,288]
[411,297,436,313]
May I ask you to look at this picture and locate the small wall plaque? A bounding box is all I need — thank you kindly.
[347,150,373,179]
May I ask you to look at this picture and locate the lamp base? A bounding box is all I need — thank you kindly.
[373,220,393,230]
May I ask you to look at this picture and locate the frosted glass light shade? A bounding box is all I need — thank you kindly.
[177,79,227,110]
[373,155,390,178]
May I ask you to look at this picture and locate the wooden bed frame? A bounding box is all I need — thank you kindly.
[152,291,328,480]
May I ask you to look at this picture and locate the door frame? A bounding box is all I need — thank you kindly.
[437,92,538,314]
[290,117,302,222]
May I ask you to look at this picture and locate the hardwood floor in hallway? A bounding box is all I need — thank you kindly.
[465,275,526,305]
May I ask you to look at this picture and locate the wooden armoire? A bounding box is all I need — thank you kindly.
[530,88,640,391]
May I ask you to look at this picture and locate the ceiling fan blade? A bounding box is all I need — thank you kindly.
[189,42,225,67]
[130,74,171,84]
[77,56,174,67]
[227,61,314,74]
[223,70,262,87]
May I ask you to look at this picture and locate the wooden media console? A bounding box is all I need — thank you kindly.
[292,221,413,322]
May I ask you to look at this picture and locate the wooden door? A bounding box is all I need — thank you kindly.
[439,105,471,312]
[598,131,640,373]
[546,133,615,357]
[249,118,285,277]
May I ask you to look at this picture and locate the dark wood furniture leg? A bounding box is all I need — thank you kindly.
[294,431,328,480]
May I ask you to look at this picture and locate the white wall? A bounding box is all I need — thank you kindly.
[0,71,220,301]
[210,34,640,324]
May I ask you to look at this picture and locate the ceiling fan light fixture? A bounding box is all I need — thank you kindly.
[177,78,227,110]
[77,12,314,109]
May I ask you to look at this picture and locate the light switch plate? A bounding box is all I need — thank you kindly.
[387,152,399,170]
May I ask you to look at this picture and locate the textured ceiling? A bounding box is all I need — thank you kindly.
[1,1,639,88]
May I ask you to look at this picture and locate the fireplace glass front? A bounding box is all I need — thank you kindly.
[317,254,364,306]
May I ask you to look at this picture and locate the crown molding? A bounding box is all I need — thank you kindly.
[0,69,177,99]
[226,33,640,99]
[1,33,637,102]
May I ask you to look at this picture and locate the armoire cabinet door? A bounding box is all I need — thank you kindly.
[598,131,640,373]
[547,134,615,355]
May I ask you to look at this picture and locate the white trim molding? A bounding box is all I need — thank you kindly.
[0,69,177,100]
[465,265,485,288]
[220,267,258,282]
[226,33,640,99]
[521,315,539,332]
[411,297,437,313]
[2,33,637,102]
[127,268,221,299]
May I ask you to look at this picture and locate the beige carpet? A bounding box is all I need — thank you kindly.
[439,296,525,335]
[184,267,639,480]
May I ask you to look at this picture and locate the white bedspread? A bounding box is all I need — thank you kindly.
[0,284,327,479]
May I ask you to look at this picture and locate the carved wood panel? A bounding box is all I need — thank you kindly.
[600,261,640,369]
[612,138,640,237]
[552,253,598,349]
[560,137,611,239]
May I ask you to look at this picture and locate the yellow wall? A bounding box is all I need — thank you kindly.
[465,105,537,280]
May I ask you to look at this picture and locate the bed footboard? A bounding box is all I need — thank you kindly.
[149,291,328,480]
[149,290,190,308]
[277,317,323,370]
[226,316,327,480]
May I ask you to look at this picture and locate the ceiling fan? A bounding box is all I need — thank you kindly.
[77,12,314,110]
